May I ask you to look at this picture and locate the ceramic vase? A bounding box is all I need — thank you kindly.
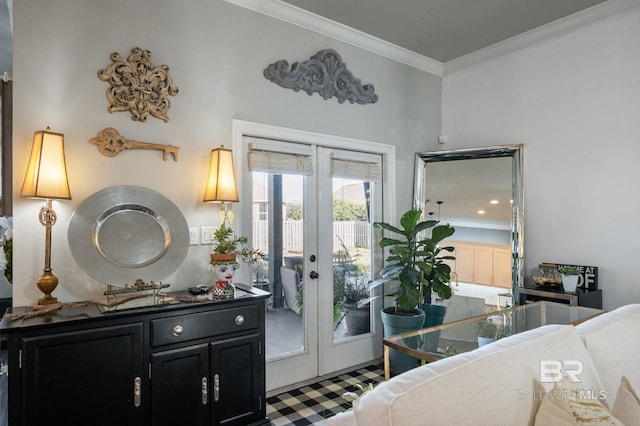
[562,274,579,293]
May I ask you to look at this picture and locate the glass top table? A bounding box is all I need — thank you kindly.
[382,301,604,380]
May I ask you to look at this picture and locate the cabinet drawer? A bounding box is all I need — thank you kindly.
[151,305,259,347]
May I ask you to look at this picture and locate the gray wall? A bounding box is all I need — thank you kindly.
[11,0,441,305]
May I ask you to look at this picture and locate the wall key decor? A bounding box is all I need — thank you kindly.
[98,47,179,122]
[263,49,378,104]
[90,127,179,161]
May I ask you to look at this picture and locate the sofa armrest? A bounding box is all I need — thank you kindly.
[576,303,640,408]
[326,410,357,425]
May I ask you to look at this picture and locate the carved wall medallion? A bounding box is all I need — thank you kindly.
[263,49,378,105]
[90,127,179,161]
[98,47,179,122]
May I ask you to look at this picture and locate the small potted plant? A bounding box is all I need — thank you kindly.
[477,320,500,346]
[209,225,264,294]
[477,312,509,347]
[559,265,580,293]
[210,225,264,264]
[342,272,371,335]
[335,241,371,335]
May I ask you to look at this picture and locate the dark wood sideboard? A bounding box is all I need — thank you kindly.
[517,282,603,309]
[0,285,270,426]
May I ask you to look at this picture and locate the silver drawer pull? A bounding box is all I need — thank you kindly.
[235,315,245,325]
[214,373,220,402]
[172,325,184,336]
[202,377,208,405]
[134,376,141,407]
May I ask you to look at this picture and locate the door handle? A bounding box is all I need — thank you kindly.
[309,271,319,279]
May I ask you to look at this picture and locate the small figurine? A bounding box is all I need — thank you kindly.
[207,262,239,298]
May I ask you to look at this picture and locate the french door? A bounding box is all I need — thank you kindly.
[234,121,393,391]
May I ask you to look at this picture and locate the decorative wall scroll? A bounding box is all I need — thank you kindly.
[263,49,378,105]
[98,47,179,122]
[90,127,179,161]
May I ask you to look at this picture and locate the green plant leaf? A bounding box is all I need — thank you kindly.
[411,220,438,237]
[373,221,404,235]
[399,210,422,233]
[380,264,403,278]
[379,237,405,247]
[431,224,455,244]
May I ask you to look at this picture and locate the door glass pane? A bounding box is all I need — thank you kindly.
[332,178,373,341]
[254,171,306,359]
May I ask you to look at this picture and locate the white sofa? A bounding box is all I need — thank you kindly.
[328,304,640,425]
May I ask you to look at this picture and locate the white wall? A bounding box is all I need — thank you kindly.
[442,6,640,309]
[11,0,441,306]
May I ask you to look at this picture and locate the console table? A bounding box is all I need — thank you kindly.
[382,301,604,380]
[0,284,271,426]
[517,282,602,309]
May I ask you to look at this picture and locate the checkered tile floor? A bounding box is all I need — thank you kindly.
[267,364,384,425]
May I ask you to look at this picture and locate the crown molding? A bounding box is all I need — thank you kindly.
[224,0,444,77]
[225,0,640,78]
[444,0,640,75]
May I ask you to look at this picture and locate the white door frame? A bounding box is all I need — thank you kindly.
[232,119,396,390]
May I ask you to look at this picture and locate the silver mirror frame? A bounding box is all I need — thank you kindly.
[413,144,524,305]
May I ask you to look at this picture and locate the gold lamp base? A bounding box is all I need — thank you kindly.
[37,271,59,305]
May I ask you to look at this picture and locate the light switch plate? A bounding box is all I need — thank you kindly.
[201,226,216,245]
[189,228,199,245]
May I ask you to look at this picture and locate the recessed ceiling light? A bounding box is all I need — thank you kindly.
[477,210,485,215]
[490,200,499,205]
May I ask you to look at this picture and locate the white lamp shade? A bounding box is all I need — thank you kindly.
[203,147,239,202]
[20,129,71,200]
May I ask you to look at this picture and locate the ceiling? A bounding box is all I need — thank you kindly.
[0,0,623,76]
[279,0,609,63]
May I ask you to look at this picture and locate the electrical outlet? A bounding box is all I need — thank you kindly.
[201,226,216,245]
[189,228,199,245]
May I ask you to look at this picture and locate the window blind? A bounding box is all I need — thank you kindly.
[330,150,382,182]
[246,136,313,175]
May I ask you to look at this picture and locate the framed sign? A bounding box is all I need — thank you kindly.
[550,263,598,291]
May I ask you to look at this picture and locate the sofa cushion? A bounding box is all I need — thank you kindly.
[351,324,604,426]
[534,379,623,425]
[612,376,640,425]
[575,304,640,408]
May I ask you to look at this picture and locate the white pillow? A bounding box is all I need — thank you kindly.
[534,379,624,425]
[612,376,640,425]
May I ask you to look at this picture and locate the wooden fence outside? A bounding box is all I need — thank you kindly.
[252,220,370,253]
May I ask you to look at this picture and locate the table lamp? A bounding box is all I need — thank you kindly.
[20,127,71,305]
[203,146,238,227]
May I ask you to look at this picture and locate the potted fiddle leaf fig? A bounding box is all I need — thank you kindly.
[371,209,455,372]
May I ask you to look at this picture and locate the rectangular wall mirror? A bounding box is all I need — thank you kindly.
[413,145,524,307]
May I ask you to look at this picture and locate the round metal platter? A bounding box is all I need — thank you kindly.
[68,185,189,286]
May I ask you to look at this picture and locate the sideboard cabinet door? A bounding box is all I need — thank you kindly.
[150,344,210,426]
[210,333,262,426]
[21,323,144,426]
